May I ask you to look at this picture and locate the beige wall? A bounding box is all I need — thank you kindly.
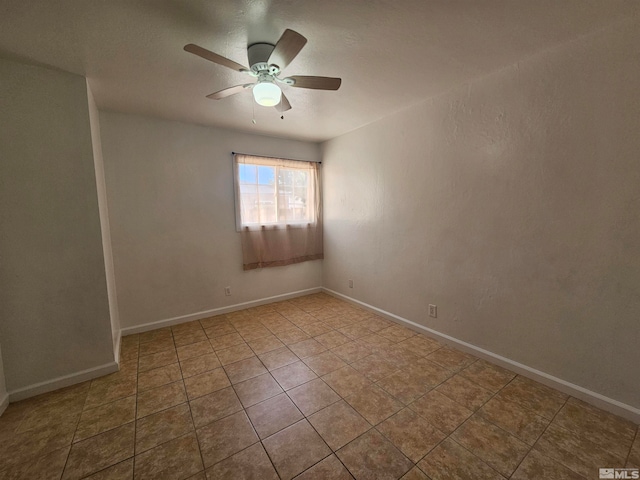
[0,58,115,392]
[99,112,323,329]
[322,19,640,408]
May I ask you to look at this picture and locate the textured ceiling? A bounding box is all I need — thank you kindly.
[0,0,637,141]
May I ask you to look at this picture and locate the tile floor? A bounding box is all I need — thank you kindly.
[0,292,638,479]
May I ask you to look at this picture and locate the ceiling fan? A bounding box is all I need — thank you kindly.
[184,29,341,112]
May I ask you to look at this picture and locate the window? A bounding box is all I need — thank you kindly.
[232,153,323,270]
[233,154,318,229]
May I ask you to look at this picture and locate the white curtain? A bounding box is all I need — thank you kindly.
[233,154,323,270]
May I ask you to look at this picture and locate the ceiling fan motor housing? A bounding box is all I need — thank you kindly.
[248,43,276,71]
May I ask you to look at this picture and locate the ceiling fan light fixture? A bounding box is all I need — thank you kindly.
[253,80,282,107]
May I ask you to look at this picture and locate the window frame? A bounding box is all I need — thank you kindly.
[232,153,319,232]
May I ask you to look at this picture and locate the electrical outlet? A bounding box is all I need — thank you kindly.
[429,304,437,318]
[348,279,353,288]
[224,286,232,296]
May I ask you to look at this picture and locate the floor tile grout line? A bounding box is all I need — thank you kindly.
[625,427,639,467]
[178,352,209,478]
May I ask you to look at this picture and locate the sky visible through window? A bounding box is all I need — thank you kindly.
[239,164,274,185]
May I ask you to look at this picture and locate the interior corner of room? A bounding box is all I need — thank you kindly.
[0,2,639,425]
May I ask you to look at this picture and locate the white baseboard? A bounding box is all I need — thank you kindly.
[323,288,640,424]
[113,329,122,365]
[121,287,323,336]
[8,361,119,403]
[0,391,9,416]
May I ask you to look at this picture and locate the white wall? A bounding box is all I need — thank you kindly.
[100,112,323,329]
[87,82,121,358]
[322,19,640,409]
[0,58,115,393]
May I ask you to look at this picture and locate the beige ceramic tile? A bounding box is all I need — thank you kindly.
[63,423,134,479]
[479,396,550,445]
[262,419,331,480]
[377,325,415,343]
[426,347,476,372]
[314,331,350,349]
[289,338,328,358]
[331,341,372,363]
[358,333,395,349]
[210,333,246,351]
[137,363,182,392]
[0,417,77,468]
[259,347,300,371]
[138,336,175,357]
[351,354,398,382]
[345,384,403,425]
[171,321,204,336]
[74,396,136,442]
[189,386,243,428]
[223,356,267,384]
[234,373,284,407]
[496,376,567,420]
[409,390,473,434]
[84,375,137,410]
[451,414,530,477]
[377,408,446,462]
[245,393,304,439]
[400,466,431,480]
[511,449,586,480]
[184,368,230,399]
[0,445,69,480]
[84,458,134,479]
[276,328,311,345]
[180,353,221,378]
[397,335,442,357]
[239,325,272,342]
[177,340,214,362]
[204,323,236,339]
[552,397,636,459]
[299,322,333,337]
[135,403,194,453]
[288,378,341,416]
[337,429,413,480]
[136,381,187,419]
[215,344,255,366]
[246,335,284,355]
[338,323,374,340]
[205,442,278,480]
[377,369,433,405]
[308,400,371,450]
[418,438,505,480]
[535,423,623,478]
[173,329,208,347]
[197,411,258,467]
[459,359,515,392]
[139,328,172,344]
[630,431,640,465]
[138,349,178,373]
[303,351,348,376]
[272,361,318,390]
[322,365,372,398]
[436,374,494,411]
[294,454,354,480]
[134,432,203,479]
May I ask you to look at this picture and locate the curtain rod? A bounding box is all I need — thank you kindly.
[232,151,321,164]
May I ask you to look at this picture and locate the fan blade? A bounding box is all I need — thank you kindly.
[206,84,253,100]
[184,44,249,72]
[275,92,292,112]
[287,75,341,90]
[267,29,307,70]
